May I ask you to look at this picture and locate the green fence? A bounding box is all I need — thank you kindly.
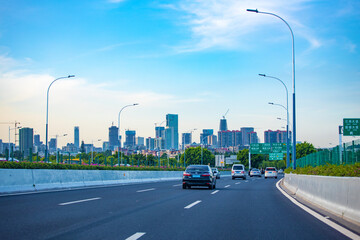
[296,139,360,168]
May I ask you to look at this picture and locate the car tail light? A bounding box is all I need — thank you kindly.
[183,173,191,176]
[265,171,268,173]
[201,173,210,177]
[241,171,244,174]
[231,170,234,173]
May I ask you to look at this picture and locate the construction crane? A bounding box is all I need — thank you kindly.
[0,121,21,147]
[222,109,229,119]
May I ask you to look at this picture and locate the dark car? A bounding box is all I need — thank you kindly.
[183,165,216,189]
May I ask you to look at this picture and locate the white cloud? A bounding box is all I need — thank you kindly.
[172,0,321,52]
[108,0,126,3]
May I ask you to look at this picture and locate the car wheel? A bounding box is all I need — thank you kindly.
[275,177,278,179]
[232,177,235,180]
[182,184,186,189]
[265,177,267,179]
[188,185,191,189]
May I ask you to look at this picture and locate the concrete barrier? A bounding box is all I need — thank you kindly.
[0,169,183,194]
[283,174,360,224]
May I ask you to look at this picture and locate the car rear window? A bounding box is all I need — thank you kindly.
[252,169,259,171]
[187,166,209,171]
[266,168,276,171]
[233,166,244,170]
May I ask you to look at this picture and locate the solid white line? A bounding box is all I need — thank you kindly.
[59,197,101,206]
[125,232,146,240]
[211,190,219,195]
[173,184,182,187]
[136,188,155,193]
[224,185,230,188]
[235,182,241,185]
[184,200,202,209]
[276,180,360,240]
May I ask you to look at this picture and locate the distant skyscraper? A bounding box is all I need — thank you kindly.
[19,127,33,157]
[49,138,57,152]
[249,131,259,144]
[182,133,192,148]
[165,114,178,150]
[74,126,79,149]
[108,126,119,150]
[218,130,233,147]
[241,127,254,146]
[219,119,228,131]
[200,129,214,144]
[146,137,155,150]
[265,130,292,144]
[155,126,165,139]
[125,130,136,148]
[34,134,41,147]
[136,137,145,146]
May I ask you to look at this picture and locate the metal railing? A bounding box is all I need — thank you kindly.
[296,139,360,168]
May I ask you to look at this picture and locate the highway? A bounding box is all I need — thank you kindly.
[0,175,353,240]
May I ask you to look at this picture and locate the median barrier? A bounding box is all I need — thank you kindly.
[0,169,183,194]
[283,174,360,225]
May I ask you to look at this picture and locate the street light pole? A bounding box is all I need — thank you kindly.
[247,9,296,169]
[118,103,139,166]
[45,75,75,163]
[260,74,290,168]
[55,133,67,163]
[91,139,101,164]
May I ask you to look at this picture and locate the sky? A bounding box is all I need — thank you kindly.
[0,0,359,148]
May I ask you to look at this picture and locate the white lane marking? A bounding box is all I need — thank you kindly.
[125,232,146,240]
[235,182,241,185]
[184,200,202,209]
[211,190,219,195]
[136,188,155,193]
[224,185,230,188]
[276,180,360,240]
[325,216,330,219]
[245,180,249,183]
[173,184,182,187]
[59,197,101,206]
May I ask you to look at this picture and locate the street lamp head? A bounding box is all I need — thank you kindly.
[268,102,274,105]
[67,75,75,78]
[133,103,139,106]
[247,9,259,13]
[258,74,266,77]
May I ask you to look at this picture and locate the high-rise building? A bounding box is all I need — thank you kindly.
[34,134,41,147]
[49,138,57,152]
[232,130,242,147]
[219,119,228,131]
[182,133,192,148]
[136,137,145,146]
[200,129,214,144]
[241,127,254,146]
[108,126,119,150]
[102,141,109,151]
[125,130,136,148]
[155,126,165,139]
[249,131,259,144]
[208,135,217,147]
[146,137,155,150]
[218,130,233,147]
[264,130,292,144]
[165,114,178,150]
[19,127,33,157]
[74,126,79,149]
[0,139,3,154]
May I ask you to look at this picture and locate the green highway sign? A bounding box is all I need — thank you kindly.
[269,152,284,160]
[343,118,360,136]
[250,143,271,154]
[272,143,284,153]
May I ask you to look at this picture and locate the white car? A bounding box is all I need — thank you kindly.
[264,167,278,179]
[231,164,246,180]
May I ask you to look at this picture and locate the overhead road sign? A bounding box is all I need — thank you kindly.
[269,153,284,160]
[343,118,360,136]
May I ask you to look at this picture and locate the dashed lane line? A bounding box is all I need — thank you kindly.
[125,232,146,240]
[211,190,219,195]
[136,188,155,193]
[59,197,101,206]
[224,185,230,188]
[173,184,182,187]
[184,200,202,209]
[235,182,241,185]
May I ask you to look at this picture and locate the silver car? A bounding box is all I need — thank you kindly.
[212,168,221,179]
[231,164,246,180]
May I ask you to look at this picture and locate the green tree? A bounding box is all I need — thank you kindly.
[237,149,267,169]
[296,142,317,159]
[181,147,214,166]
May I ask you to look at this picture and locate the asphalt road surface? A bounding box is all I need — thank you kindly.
[0,175,355,240]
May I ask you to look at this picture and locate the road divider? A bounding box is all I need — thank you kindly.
[282,174,360,226]
[0,169,183,194]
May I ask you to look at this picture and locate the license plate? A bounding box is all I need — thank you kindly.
[193,175,200,178]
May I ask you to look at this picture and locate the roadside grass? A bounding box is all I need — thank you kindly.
[285,163,360,177]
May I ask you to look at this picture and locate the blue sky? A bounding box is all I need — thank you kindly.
[0,0,359,148]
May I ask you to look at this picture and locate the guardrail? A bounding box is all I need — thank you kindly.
[0,169,183,194]
[283,174,360,224]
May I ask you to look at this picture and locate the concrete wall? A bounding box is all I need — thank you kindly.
[0,169,183,194]
[283,174,360,224]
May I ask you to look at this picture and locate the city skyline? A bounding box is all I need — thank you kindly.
[0,0,359,148]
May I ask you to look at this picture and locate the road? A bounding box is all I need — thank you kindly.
[0,175,353,240]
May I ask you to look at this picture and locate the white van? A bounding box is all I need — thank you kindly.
[231,164,246,180]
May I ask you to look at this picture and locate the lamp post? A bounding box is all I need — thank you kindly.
[55,133,67,163]
[247,9,296,169]
[118,103,139,166]
[91,139,101,164]
[260,74,290,168]
[45,75,75,163]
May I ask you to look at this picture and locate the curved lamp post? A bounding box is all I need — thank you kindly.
[247,8,296,169]
[117,103,139,165]
[45,75,75,163]
[260,74,290,168]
